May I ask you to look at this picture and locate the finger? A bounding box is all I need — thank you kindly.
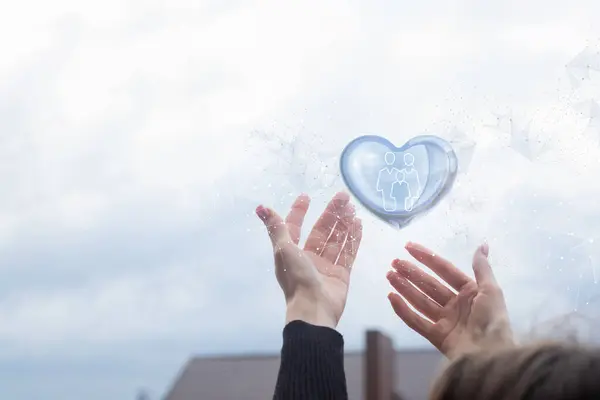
[256,205,292,248]
[387,271,442,321]
[304,192,350,254]
[336,217,363,269]
[321,203,355,263]
[472,243,497,285]
[285,194,310,245]
[392,259,455,305]
[406,242,472,291]
[388,292,433,338]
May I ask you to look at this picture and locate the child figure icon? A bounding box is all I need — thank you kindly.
[376,152,422,212]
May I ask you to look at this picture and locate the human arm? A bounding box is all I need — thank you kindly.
[273,320,347,400]
[255,192,362,399]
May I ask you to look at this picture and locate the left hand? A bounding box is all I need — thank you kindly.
[256,192,363,329]
[386,242,514,359]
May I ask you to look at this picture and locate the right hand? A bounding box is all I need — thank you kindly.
[256,192,363,329]
[386,242,514,359]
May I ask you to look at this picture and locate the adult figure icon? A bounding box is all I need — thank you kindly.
[400,153,421,211]
[376,152,401,211]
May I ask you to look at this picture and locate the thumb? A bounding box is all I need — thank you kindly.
[256,205,292,248]
[472,243,497,285]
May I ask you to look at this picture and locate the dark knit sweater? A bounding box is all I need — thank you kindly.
[273,320,347,400]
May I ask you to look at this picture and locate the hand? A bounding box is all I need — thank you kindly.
[386,242,514,359]
[256,192,363,329]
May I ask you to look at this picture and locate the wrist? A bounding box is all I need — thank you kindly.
[285,294,337,330]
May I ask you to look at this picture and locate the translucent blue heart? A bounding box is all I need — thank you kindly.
[340,135,458,229]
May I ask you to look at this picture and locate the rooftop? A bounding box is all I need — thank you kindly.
[164,346,445,400]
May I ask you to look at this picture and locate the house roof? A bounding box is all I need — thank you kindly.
[163,348,444,400]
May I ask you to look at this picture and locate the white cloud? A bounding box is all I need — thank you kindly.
[0,262,208,346]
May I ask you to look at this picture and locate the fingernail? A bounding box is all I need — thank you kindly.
[338,191,349,198]
[404,241,412,249]
[255,205,270,221]
[334,191,350,205]
[298,193,310,202]
[480,242,489,257]
[386,270,396,280]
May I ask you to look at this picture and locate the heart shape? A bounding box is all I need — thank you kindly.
[340,135,458,229]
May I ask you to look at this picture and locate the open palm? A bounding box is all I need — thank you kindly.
[386,242,513,359]
[258,192,363,327]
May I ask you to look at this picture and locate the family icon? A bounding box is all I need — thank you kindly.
[376,152,422,212]
[340,134,458,228]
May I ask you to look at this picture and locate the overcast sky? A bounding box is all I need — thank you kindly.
[2,0,600,399]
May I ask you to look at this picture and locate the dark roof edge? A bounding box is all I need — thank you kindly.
[191,346,438,362]
[161,357,194,400]
[193,350,363,362]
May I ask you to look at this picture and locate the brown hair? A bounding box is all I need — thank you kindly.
[430,343,600,400]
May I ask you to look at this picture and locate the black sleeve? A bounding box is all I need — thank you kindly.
[273,320,348,400]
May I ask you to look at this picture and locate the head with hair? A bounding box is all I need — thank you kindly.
[430,343,600,400]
